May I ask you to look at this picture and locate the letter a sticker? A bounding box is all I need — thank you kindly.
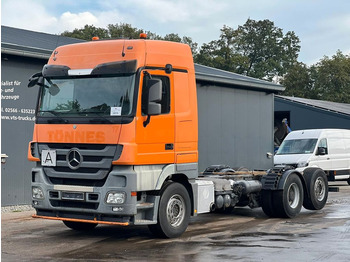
[41,150,56,166]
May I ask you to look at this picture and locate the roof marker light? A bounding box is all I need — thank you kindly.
[92,36,100,41]
[139,33,147,39]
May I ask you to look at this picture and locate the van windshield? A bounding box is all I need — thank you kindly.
[276,139,318,155]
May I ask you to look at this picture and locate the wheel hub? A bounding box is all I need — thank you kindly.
[288,183,300,208]
[167,194,185,227]
[314,177,326,201]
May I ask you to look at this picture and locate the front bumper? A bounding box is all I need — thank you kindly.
[32,165,138,224]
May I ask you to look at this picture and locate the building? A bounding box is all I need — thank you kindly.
[1,26,85,206]
[1,26,283,206]
[275,95,350,131]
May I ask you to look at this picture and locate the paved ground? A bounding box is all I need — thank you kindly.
[2,181,350,262]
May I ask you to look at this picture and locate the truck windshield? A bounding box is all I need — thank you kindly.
[276,139,318,155]
[38,75,135,117]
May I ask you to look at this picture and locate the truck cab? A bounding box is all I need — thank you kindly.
[28,38,199,237]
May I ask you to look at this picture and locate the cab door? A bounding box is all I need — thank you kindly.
[313,138,332,171]
[135,70,175,164]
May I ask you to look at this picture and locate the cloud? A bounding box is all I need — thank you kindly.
[1,0,350,64]
[58,12,99,32]
[1,0,58,33]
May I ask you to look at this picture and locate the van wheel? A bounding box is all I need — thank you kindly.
[347,178,350,186]
[148,182,190,238]
[274,173,304,218]
[63,221,97,231]
[303,169,328,210]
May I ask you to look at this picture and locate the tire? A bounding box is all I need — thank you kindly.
[274,173,304,218]
[347,178,350,186]
[260,190,277,217]
[303,169,328,210]
[63,221,97,231]
[148,182,191,238]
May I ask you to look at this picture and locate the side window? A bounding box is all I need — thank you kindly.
[318,138,328,154]
[142,74,170,115]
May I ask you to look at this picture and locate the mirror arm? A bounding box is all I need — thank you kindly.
[143,115,151,127]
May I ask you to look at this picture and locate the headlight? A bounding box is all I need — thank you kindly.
[32,187,44,199]
[298,161,309,168]
[106,192,126,204]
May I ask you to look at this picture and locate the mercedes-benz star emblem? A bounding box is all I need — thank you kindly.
[67,148,83,170]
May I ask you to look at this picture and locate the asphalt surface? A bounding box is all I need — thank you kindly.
[2,181,350,262]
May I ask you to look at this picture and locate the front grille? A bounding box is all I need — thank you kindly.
[39,143,121,182]
[48,177,106,187]
[88,194,99,201]
[49,191,59,198]
[50,200,99,210]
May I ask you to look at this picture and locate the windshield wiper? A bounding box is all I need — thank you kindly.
[39,110,69,123]
[87,111,113,124]
[39,110,61,116]
[71,111,113,123]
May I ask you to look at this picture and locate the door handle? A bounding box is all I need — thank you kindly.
[165,144,174,150]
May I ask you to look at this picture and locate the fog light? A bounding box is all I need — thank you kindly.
[106,192,126,204]
[112,207,124,212]
[32,187,44,199]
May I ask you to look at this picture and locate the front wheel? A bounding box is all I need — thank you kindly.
[148,182,191,238]
[303,168,328,210]
[274,173,304,218]
[347,178,350,186]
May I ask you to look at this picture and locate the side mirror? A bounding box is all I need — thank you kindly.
[317,147,326,155]
[49,84,60,96]
[146,79,162,116]
[28,72,43,88]
[143,79,162,127]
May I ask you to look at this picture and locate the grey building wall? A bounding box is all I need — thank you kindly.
[1,55,43,206]
[275,98,350,130]
[197,83,274,172]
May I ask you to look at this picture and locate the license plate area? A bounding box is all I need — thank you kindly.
[61,192,85,201]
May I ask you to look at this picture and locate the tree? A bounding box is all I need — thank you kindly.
[195,19,301,81]
[311,51,350,103]
[61,25,109,41]
[281,62,314,98]
[108,23,144,39]
[61,23,198,55]
[282,51,350,103]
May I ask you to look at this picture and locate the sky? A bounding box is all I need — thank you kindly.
[1,0,350,65]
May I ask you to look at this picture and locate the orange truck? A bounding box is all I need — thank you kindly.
[28,35,328,238]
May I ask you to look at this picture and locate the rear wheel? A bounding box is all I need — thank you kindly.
[303,169,328,210]
[148,182,190,238]
[63,221,97,231]
[274,173,304,218]
[347,178,350,186]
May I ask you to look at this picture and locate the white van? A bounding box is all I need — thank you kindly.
[274,129,350,184]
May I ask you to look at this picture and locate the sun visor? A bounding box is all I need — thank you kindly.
[91,60,137,75]
[42,64,71,77]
